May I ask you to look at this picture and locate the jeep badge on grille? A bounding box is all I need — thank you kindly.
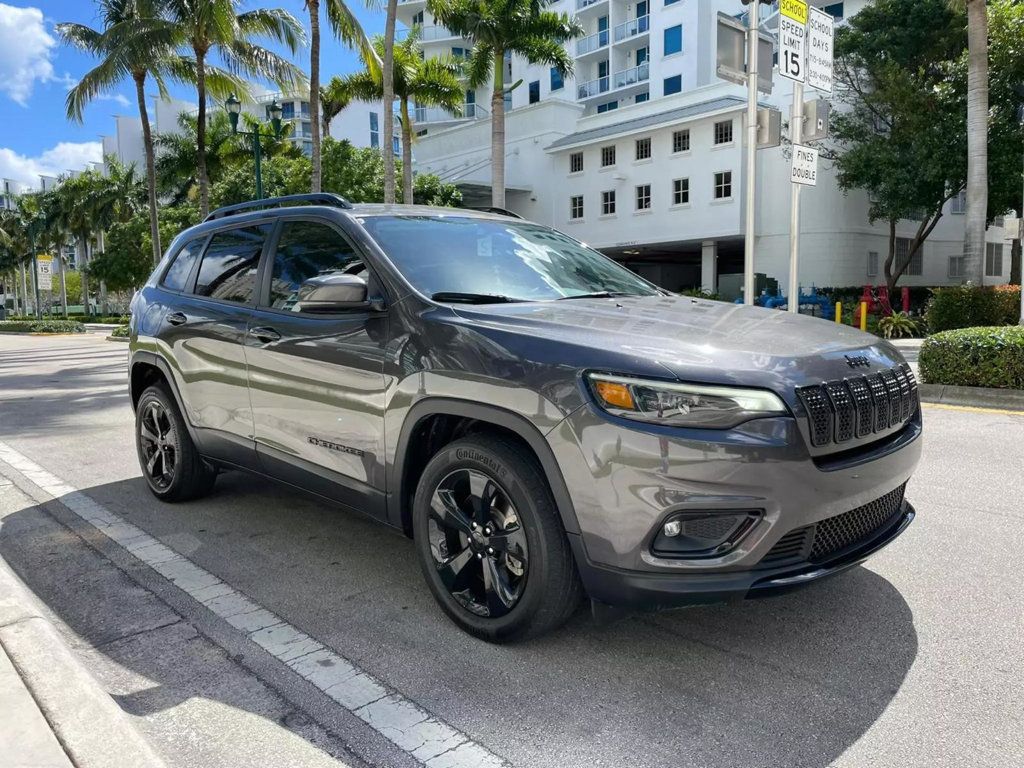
[845,354,871,369]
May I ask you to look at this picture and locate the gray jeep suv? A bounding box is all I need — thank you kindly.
[128,194,922,642]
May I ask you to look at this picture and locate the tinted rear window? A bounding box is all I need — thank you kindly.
[194,224,271,303]
[161,237,205,292]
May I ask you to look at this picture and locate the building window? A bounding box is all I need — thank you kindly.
[894,237,922,276]
[951,189,967,214]
[949,255,966,278]
[550,68,563,91]
[635,91,649,104]
[597,100,618,113]
[714,120,734,145]
[867,251,879,277]
[300,101,310,118]
[663,75,682,96]
[672,178,689,205]
[452,47,467,59]
[280,101,295,120]
[602,190,616,215]
[570,195,584,220]
[823,3,844,19]
[635,137,651,161]
[664,25,682,56]
[369,112,379,149]
[529,80,540,104]
[665,0,681,4]
[986,242,1004,276]
[412,10,423,24]
[673,129,690,153]
[601,145,616,167]
[570,151,583,174]
[636,184,651,211]
[714,171,732,200]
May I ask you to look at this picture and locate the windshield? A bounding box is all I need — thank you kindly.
[358,215,660,302]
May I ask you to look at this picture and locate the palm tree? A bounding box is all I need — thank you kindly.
[382,0,399,204]
[58,0,175,266]
[949,0,988,284]
[429,0,582,208]
[304,0,379,193]
[321,76,353,138]
[344,31,463,203]
[157,111,298,204]
[162,0,307,217]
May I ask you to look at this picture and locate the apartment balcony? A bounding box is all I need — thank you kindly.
[575,0,609,16]
[414,102,488,128]
[576,62,649,102]
[575,29,609,58]
[613,14,650,44]
[398,24,463,42]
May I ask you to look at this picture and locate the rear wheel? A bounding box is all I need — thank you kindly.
[412,434,582,642]
[135,384,216,502]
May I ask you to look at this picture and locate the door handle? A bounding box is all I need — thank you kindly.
[166,311,187,326]
[250,326,281,343]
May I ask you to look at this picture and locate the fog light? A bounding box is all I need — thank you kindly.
[652,511,761,558]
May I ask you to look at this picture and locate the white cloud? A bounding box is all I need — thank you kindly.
[0,4,56,105]
[96,92,131,108]
[0,141,103,188]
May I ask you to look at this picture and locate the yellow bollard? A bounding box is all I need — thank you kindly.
[860,301,868,331]
[835,301,842,324]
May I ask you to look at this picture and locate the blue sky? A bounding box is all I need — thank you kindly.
[0,0,386,188]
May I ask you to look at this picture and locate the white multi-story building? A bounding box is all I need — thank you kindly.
[402,0,1012,296]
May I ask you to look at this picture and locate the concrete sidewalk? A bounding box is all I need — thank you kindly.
[0,557,166,768]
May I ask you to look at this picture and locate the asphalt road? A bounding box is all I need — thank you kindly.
[1,332,1022,768]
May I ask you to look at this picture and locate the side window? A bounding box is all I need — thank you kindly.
[268,220,368,311]
[161,237,205,292]
[194,224,270,303]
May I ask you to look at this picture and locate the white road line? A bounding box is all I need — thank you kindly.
[0,441,509,768]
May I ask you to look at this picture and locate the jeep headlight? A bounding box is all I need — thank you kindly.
[587,373,788,429]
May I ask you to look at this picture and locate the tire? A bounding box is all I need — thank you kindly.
[135,383,216,502]
[412,434,582,642]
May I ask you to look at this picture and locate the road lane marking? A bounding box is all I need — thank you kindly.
[0,441,509,768]
[921,402,1024,417]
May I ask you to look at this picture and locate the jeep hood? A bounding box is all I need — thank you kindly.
[451,295,906,392]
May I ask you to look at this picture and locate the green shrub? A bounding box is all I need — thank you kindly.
[925,285,1021,332]
[919,326,1024,389]
[0,320,87,334]
[878,312,920,339]
[110,324,130,338]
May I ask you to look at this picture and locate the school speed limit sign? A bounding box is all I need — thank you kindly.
[779,0,807,83]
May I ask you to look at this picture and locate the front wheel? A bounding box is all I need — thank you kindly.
[135,383,216,502]
[412,434,582,642]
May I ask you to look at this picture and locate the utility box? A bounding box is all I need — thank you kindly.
[802,99,831,142]
[757,107,782,149]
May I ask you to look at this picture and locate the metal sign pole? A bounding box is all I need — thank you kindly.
[788,81,804,314]
[743,5,759,306]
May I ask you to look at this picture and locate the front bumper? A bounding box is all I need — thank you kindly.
[570,501,915,609]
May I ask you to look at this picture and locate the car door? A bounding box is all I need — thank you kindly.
[244,216,390,519]
[158,222,272,468]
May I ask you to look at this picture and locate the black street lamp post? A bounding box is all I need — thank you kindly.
[225,94,283,200]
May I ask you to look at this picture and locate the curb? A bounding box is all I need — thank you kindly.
[0,561,167,768]
[918,383,1024,412]
[105,336,129,343]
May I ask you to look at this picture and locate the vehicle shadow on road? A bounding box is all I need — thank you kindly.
[1,471,919,768]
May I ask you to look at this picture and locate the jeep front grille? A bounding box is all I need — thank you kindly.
[796,363,918,448]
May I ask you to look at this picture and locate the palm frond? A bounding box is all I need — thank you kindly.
[237,8,306,53]
[325,0,382,80]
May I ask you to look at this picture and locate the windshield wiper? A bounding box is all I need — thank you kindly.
[431,291,528,304]
[557,291,638,300]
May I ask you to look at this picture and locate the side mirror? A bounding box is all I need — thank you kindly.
[295,273,369,312]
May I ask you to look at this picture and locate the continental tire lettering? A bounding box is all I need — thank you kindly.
[455,448,507,477]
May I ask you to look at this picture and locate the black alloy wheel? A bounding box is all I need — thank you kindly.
[139,399,177,491]
[427,468,529,618]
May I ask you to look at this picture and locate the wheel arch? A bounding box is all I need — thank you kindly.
[389,399,581,539]
[129,351,200,444]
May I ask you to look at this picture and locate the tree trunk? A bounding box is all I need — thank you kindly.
[491,49,506,209]
[58,255,67,319]
[134,72,162,264]
[78,238,89,314]
[310,0,322,193]
[401,98,414,204]
[1010,237,1021,285]
[323,114,331,139]
[195,47,210,217]
[963,0,988,284]
[382,0,398,204]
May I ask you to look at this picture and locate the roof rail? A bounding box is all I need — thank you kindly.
[466,206,523,219]
[203,193,353,222]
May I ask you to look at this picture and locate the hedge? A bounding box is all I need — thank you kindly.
[0,320,87,334]
[926,285,1021,332]
[919,326,1024,389]
[110,324,130,338]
